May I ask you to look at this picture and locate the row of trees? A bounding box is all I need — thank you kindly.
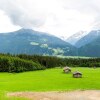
[0,55,45,73]
[17,54,100,68]
[0,53,100,73]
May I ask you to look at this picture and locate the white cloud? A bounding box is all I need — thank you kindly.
[0,10,20,33]
[0,0,99,38]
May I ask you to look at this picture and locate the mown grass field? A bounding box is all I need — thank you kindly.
[0,67,100,99]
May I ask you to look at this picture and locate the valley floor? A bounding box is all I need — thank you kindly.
[0,67,100,99]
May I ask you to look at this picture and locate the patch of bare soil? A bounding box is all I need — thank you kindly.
[7,90,100,100]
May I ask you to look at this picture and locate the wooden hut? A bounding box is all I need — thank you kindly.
[63,66,71,73]
[73,71,82,78]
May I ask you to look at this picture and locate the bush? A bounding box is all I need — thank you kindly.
[0,56,46,73]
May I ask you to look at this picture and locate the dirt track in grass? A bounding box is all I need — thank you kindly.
[7,90,100,100]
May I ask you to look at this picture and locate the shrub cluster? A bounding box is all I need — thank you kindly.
[0,56,45,73]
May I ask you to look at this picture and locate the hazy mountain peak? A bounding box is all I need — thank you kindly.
[75,30,100,48]
[17,28,34,32]
[66,31,88,45]
[16,28,57,38]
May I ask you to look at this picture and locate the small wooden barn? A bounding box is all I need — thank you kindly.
[73,71,82,78]
[63,66,71,73]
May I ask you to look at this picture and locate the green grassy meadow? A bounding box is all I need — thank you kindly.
[0,67,100,99]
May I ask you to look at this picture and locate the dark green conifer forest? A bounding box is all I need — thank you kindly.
[0,53,100,73]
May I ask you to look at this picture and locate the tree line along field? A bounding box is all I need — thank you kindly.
[0,53,100,71]
[0,53,100,99]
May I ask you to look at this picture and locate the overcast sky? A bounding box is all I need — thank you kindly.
[0,0,100,38]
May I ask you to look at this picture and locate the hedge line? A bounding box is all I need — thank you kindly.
[0,56,46,73]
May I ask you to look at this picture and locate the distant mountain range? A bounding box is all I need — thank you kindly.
[77,30,100,57]
[66,30,100,57]
[75,30,100,48]
[0,28,100,57]
[0,29,77,56]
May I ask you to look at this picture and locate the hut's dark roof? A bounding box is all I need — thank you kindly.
[73,71,82,75]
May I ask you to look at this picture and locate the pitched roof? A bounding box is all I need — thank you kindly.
[73,71,82,75]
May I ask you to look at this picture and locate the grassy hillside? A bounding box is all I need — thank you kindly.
[1,68,100,99]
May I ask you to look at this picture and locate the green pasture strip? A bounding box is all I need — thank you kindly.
[0,67,100,99]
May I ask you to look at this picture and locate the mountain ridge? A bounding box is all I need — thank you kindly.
[66,31,88,45]
[75,30,100,48]
[0,28,77,56]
